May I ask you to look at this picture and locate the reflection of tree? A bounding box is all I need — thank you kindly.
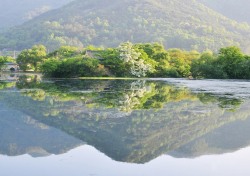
[198,93,243,111]
[17,74,41,88]
[14,76,245,113]
[218,98,243,111]
[22,89,46,101]
[0,81,16,90]
[16,77,196,112]
[118,80,150,112]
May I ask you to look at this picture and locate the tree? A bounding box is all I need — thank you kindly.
[0,56,15,71]
[17,45,47,71]
[0,56,8,71]
[217,46,245,79]
[191,51,216,78]
[240,56,250,79]
[168,49,192,77]
[47,45,80,58]
[40,58,60,77]
[118,42,151,77]
[100,48,129,77]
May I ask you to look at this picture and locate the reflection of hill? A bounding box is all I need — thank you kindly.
[168,114,250,158]
[0,81,15,89]
[1,78,250,163]
[0,102,83,157]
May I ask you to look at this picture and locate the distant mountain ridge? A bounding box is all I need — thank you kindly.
[198,0,250,23]
[1,0,250,52]
[0,0,73,29]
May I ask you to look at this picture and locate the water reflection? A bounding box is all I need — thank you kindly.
[1,74,250,164]
[0,103,83,157]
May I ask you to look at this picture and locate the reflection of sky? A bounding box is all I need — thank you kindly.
[1,145,250,176]
[160,78,250,99]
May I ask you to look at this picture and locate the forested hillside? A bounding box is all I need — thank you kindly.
[0,0,73,29]
[198,0,250,23]
[1,0,250,52]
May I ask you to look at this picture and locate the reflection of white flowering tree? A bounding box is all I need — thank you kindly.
[118,42,151,77]
[119,80,150,112]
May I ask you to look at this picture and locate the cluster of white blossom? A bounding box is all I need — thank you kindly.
[118,42,151,77]
[118,80,151,112]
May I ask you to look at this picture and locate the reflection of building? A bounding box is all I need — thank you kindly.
[3,62,19,71]
[0,73,42,81]
[0,73,19,81]
[85,50,103,60]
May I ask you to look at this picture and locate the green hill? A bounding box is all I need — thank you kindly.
[1,0,250,52]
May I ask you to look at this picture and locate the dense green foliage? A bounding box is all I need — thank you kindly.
[0,56,16,71]
[191,46,250,79]
[17,45,47,71]
[39,42,202,78]
[31,42,249,79]
[1,0,250,52]
[0,57,9,70]
[14,42,250,79]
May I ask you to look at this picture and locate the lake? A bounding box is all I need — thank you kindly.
[1,74,250,176]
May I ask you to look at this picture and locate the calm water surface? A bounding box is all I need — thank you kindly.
[1,74,250,176]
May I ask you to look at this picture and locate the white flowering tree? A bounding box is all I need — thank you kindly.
[118,42,151,77]
[118,80,150,112]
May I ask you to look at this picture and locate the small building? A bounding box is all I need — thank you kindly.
[85,50,103,60]
[3,62,19,72]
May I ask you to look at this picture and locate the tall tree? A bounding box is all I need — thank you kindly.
[0,56,15,71]
[217,46,245,79]
[17,45,47,71]
[0,56,8,71]
[118,42,151,77]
